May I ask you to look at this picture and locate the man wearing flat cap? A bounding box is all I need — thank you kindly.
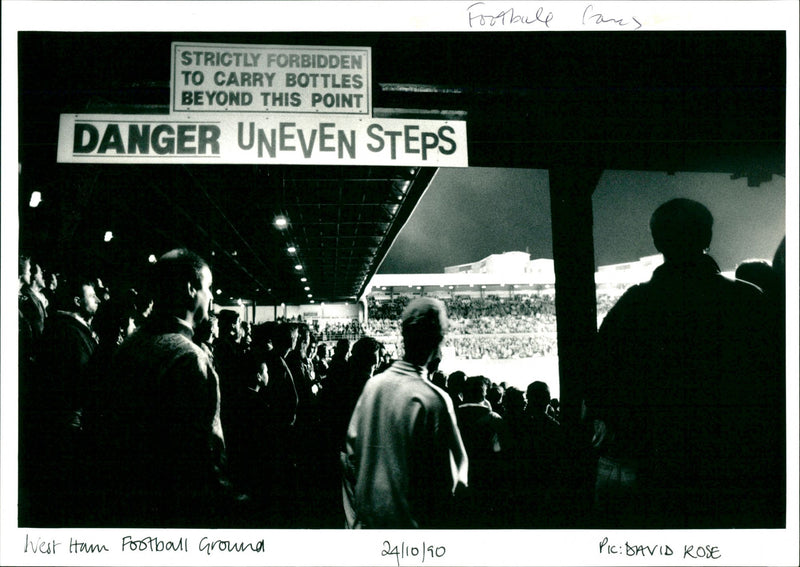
[342,297,468,528]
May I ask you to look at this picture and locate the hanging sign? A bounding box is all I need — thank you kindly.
[56,113,468,167]
[171,42,372,115]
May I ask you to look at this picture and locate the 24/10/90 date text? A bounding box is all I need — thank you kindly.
[382,541,446,566]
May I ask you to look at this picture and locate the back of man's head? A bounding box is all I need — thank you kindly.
[504,387,526,414]
[253,321,275,351]
[349,336,382,371]
[295,323,311,349]
[431,370,448,390]
[217,309,240,335]
[735,259,776,294]
[463,375,490,403]
[194,312,216,345]
[151,248,208,316]
[448,370,467,393]
[401,297,448,366]
[772,237,785,279]
[334,338,351,360]
[272,321,298,356]
[526,381,551,412]
[650,198,713,262]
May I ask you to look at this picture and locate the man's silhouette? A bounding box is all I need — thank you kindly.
[104,249,238,526]
[588,198,782,528]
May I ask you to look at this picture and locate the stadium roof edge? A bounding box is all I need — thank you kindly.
[367,271,556,291]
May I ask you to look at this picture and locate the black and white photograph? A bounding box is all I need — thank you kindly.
[2,2,798,565]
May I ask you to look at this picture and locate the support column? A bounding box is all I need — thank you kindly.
[548,167,602,427]
[548,166,603,527]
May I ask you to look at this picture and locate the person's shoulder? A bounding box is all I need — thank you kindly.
[709,273,767,306]
[153,327,196,347]
[163,335,215,379]
[362,367,400,392]
[598,283,649,328]
[720,273,763,294]
[369,368,444,404]
[616,281,652,303]
[600,282,651,314]
[132,325,204,363]
[478,408,504,426]
[45,312,83,333]
[417,380,454,414]
[44,310,69,324]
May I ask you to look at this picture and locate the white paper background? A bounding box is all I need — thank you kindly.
[2,2,798,566]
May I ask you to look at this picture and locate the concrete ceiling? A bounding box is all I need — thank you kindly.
[17,31,785,304]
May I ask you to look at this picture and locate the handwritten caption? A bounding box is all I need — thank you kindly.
[466,2,643,30]
[599,537,722,560]
[382,540,446,566]
[468,2,553,27]
[24,534,266,556]
[583,4,642,29]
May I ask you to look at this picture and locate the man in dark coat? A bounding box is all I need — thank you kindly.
[588,198,782,529]
[19,260,49,341]
[36,277,100,432]
[104,249,239,527]
[455,375,505,527]
[260,322,300,521]
[22,275,100,525]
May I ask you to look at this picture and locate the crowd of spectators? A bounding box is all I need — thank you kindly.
[16,213,785,530]
[16,252,569,529]
[451,335,557,359]
[595,293,619,323]
[18,251,413,528]
[443,374,566,528]
[368,294,555,321]
[312,318,365,342]
[367,294,559,360]
[367,316,556,338]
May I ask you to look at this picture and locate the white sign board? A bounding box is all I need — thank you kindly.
[171,42,371,115]
[57,113,468,167]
